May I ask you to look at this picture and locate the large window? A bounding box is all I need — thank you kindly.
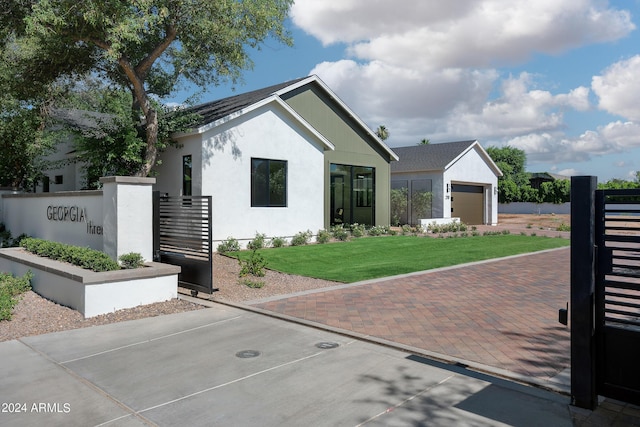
[251,158,287,207]
[330,164,375,225]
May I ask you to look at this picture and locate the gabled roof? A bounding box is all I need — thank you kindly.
[185,77,309,126]
[179,75,398,161]
[391,140,502,176]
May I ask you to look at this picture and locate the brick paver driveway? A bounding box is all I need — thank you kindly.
[251,247,570,385]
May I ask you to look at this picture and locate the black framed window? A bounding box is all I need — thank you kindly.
[251,158,287,207]
[183,155,192,196]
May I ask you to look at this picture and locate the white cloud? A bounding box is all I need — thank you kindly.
[504,120,640,164]
[293,1,638,172]
[557,168,581,177]
[593,55,640,121]
[292,0,634,70]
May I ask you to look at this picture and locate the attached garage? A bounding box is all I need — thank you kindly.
[451,184,484,225]
[391,140,503,226]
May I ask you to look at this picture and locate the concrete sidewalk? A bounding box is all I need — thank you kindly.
[1,305,576,426]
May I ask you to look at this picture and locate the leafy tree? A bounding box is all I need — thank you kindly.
[390,187,408,226]
[486,146,529,186]
[53,80,197,188]
[487,145,531,203]
[0,98,52,190]
[540,180,570,203]
[2,0,294,177]
[598,178,640,190]
[375,125,389,141]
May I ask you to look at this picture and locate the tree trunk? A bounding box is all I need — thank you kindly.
[137,107,158,177]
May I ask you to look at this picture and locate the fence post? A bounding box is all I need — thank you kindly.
[101,176,156,262]
[570,175,598,409]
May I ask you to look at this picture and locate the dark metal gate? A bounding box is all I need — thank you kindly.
[595,188,640,405]
[153,193,214,295]
[571,177,640,409]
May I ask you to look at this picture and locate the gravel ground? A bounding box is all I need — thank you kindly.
[0,253,339,342]
[0,214,567,342]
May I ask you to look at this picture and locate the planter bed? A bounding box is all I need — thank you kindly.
[0,247,180,318]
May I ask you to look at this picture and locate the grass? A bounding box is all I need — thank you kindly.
[235,234,569,283]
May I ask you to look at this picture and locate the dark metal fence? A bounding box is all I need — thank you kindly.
[571,177,640,409]
[153,193,214,295]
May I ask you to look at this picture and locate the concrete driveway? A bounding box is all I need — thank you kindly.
[1,304,573,426]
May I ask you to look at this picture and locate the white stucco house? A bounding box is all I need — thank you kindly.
[390,141,502,226]
[153,75,398,244]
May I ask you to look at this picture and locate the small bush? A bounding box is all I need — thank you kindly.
[21,238,119,272]
[331,224,349,241]
[271,237,286,248]
[556,223,571,232]
[368,225,390,236]
[350,223,365,238]
[0,224,27,248]
[238,249,267,278]
[217,237,240,253]
[401,224,412,235]
[316,229,331,244]
[239,278,265,289]
[0,271,32,321]
[247,233,268,250]
[290,230,312,246]
[119,252,145,269]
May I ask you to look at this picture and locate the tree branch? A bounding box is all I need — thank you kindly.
[135,24,177,80]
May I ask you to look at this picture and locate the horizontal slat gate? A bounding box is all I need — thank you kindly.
[153,193,213,295]
[595,189,640,404]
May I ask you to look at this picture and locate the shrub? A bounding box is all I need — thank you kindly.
[239,278,265,289]
[401,224,412,235]
[0,271,32,321]
[556,223,571,232]
[331,224,349,241]
[0,224,28,248]
[316,229,331,244]
[290,230,313,246]
[271,237,286,248]
[238,249,267,278]
[217,237,240,253]
[20,238,120,272]
[367,225,386,236]
[247,233,268,250]
[350,223,365,238]
[119,252,145,269]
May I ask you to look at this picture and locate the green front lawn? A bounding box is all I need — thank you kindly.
[236,235,569,283]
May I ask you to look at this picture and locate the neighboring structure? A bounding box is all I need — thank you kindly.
[154,75,398,244]
[390,140,502,225]
[528,172,569,189]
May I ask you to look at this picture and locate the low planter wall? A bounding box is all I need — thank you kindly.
[0,248,180,318]
[420,217,460,230]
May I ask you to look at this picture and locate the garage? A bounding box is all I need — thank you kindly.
[451,184,484,225]
[391,140,502,226]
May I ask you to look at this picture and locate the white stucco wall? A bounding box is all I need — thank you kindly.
[156,103,327,244]
[2,191,104,249]
[444,146,499,225]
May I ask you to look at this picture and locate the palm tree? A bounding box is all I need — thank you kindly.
[375,125,389,141]
[418,138,430,145]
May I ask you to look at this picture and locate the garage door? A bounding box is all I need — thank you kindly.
[451,184,484,225]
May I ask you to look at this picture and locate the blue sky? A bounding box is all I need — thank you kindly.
[167,0,640,182]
